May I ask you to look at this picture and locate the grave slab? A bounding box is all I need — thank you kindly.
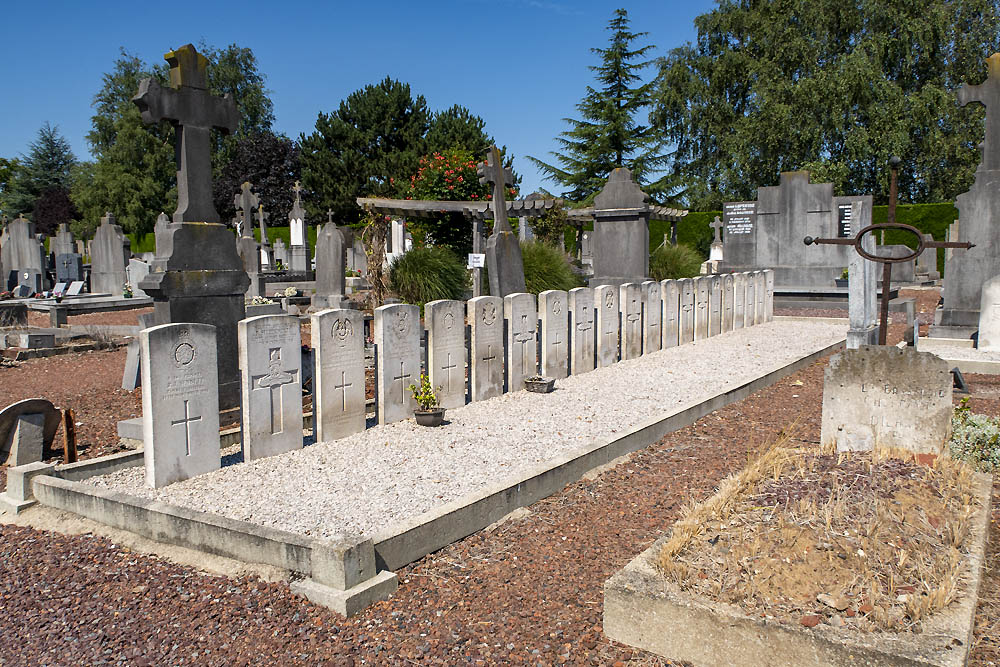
[375,304,420,424]
[538,290,569,379]
[568,287,595,375]
[312,309,366,441]
[595,285,619,368]
[505,293,537,391]
[469,296,504,401]
[425,300,467,409]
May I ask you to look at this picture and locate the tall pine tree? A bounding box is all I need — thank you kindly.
[1,122,77,233]
[529,8,668,204]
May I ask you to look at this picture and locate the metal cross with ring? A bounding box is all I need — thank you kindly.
[804,223,973,345]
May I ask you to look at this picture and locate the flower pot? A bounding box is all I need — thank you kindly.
[834,278,848,288]
[414,408,446,427]
[524,376,555,393]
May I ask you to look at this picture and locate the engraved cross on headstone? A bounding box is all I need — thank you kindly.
[482,344,497,377]
[957,53,1000,172]
[334,371,352,412]
[514,314,535,371]
[234,182,259,238]
[710,216,724,244]
[251,348,296,434]
[442,352,459,392]
[393,361,412,403]
[133,44,239,223]
[171,399,202,456]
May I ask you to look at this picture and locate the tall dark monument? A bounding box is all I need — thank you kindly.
[133,44,248,408]
[478,146,526,297]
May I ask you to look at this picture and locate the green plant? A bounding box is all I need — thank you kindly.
[649,242,702,280]
[950,398,1000,472]
[520,240,582,294]
[388,245,468,306]
[408,373,440,411]
[840,267,849,280]
[122,282,133,298]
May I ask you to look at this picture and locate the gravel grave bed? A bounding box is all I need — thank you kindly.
[86,319,845,540]
[924,344,1000,362]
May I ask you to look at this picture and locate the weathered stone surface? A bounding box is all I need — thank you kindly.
[128,258,151,298]
[314,218,346,308]
[0,398,59,465]
[721,201,756,270]
[141,323,220,487]
[312,309,366,441]
[505,293,537,391]
[469,296,504,401]
[754,271,767,324]
[848,202,879,349]
[821,346,952,454]
[979,274,1000,350]
[425,299,467,409]
[239,315,303,460]
[287,182,311,273]
[0,215,46,290]
[744,273,756,327]
[481,147,526,297]
[708,276,722,336]
[52,223,75,257]
[589,169,650,287]
[374,304,420,424]
[641,281,661,354]
[568,287,595,375]
[678,278,695,343]
[92,213,131,296]
[595,285,619,368]
[538,290,569,379]
[721,274,735,333]
[660,280,679,348]
[764,269,774,321]
[619,283,643,360]
[55,253,83,284]
[693,277,710,340]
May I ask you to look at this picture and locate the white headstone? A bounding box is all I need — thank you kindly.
[619,283,643,360]
[595,285,619,368]
[721,274,735,333]
[128,258,151,298]
[732,273,746,330]
[708,275,723,336]
[425,299,467,409]
[238,315,303,460]
[744,273,757,326]
[469,296,504,401]
[641,280,661,354]
[660,280,679,348]
[290,217,305,247]
[141,323,220,488]
[505,293,537,391]
[312,309,366,441]
[979,274,1000,350]
[568,287,595,375]
[693,277,710,340]
[678,278,695,343]
[764,269,775,321]
[538,290,569,379]
[754,271,767,324]
[375,304,420,423]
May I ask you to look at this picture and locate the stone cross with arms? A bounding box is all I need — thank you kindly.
[710,216,724,244]
[957,53,1000,172]
[234,182,259,238]
[478,145,526,297]
[133,44,238,223]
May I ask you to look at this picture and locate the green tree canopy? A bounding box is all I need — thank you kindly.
[213,131,300,225]
[652,0,1000,210]
[299,77,431,225]
[1,122,77,232]
[528,8,669,204]
[425,105,492,156]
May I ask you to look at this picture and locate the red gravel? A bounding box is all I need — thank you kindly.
[26,306,154,328]
[1,298,998,666]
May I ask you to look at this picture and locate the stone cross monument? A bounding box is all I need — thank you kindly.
[478,146,526,297]
[234,182,258,239]
[287,181,311,274]
[133,43,248,408]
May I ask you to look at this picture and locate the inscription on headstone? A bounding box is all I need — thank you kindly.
[426,299,467,409]
[312,309,366,441]
[660,279,679,348]
[568,287,596,374]
[595,285,619,367]
[505,293,537,391]
[539,290,569,379]
[469,296,504,401]
[641,280,661,354]
[678,278,695,343]
[375,304,420,423]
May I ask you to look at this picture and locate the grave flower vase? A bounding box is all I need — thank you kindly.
[414,408,445,427]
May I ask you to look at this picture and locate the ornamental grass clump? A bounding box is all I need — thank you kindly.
[649,242,703,280]
[389,246,468,306]
[521,240,582,294]
[950,398,1000,471]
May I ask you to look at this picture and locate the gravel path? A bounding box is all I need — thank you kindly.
[87,320,845,540]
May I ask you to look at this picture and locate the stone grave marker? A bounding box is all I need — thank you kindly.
[128,259,151,298]
[744,273,756,326]
[660,279,680,348]
[595,285,619,368]
[141,323,220,487]
[619,283,643,360]
[754,271,767,324]
[764,269,775,321]
[239,315,303,460]
[17,270,42,295]
[693,277,710,340]
[678,278,695,343]
[538,290,569,379]
[0,399,60,467]
[273,238,288,268]
[55,253,83,284]
[374,304,419,424]
[641,280,661,354]
[568,287,595,375]
[847,202,878,349]
[979,274,1000,351]
[820,346,952,454]
[469,296,504,401]
[313,211,347,309]
[122,313,155,391]
[505,293,537,391]
[66,281,85,296]
[481,146,526,297]
[426,299,467,409]
[721,274,735,333]
[91,212,130,295]
[0,215,46,291]
[589,169,650,287]
[52,223,75,258]
[52,282,67,296]
[312,308,366,441]
[733,273,746,329]
[288,182,312,274]
[708,276,723,336]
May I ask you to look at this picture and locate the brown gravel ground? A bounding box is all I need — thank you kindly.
[25,306,154,328]
[2,288,998,665]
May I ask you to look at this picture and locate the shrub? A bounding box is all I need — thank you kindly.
[520,240,582,294]
[950,399,1000,472]
[649,242,703,280]
[389,246,468,306]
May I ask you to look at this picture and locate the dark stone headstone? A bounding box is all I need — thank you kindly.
[55,253,84,283]
[480,146,526,297]
[313,218,346,309]
[17,270,42,294]
[588,168,650,287]
[91,213,130,295]
[722,201,756,270]
[1,215,47,290]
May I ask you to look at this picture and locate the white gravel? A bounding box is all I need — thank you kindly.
[923,344,1000,362]
[86,320,845,540]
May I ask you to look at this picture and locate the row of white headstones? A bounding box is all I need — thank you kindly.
[140,270,775,489]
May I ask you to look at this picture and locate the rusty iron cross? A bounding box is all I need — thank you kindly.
[804,223,973,345]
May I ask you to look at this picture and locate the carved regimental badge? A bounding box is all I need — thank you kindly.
[332,318,353,346]
[173,329,196,367]
[482,302,497,326]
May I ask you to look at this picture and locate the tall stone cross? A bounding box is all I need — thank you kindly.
[133,44,239,223]
[710,216,724,244]
[234,182,259,238]
[327,209,335,225]
[957,53,1000,172]
[477,145,526,296]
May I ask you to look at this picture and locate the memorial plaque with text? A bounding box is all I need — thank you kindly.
[722,201,756,269]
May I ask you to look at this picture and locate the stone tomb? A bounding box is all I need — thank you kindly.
[588,168,650,287]
[820,346,952,454]
[678,278,695,343]
[91,213,130,296]
[660,279,680,348]
[314,216,347,309]
[538,290,569,379]
[568,287,596,375]
[312,308,366,441]
[595,285,619,368]
[504,293,537,391]
[693,277,710,340]
[468,296,504,401]
[239,315,303,460]
[619,283,643,360]
[425,299,467,409]
[0,215,46,290]
[141,323,220,488]
[708,276,722,336]
[374,304,420,424]
[641,280,661,354]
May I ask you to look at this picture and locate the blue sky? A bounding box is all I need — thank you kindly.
[1,1,716,198]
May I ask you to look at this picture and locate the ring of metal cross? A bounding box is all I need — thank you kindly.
[854,223,925,263]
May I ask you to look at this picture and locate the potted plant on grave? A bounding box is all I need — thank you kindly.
[123,282,133,298]
[409,373,445,426]
[524,374,555,393]
[835,267,849,289]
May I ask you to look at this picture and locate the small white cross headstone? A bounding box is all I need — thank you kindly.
[595,285,620,368]
[619,283,643,359]
[426,299,467,409]
[660,280,680,348]
[568,287,596,375]
[469,296,504,401]
[375,304,420,423]
[641,281,662,355]
[505,293,538,391]
[708,276,723,337]
[693,277,710,340]
[312,309,366,441]
[678,278,695,343]
[539,290,569,379]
